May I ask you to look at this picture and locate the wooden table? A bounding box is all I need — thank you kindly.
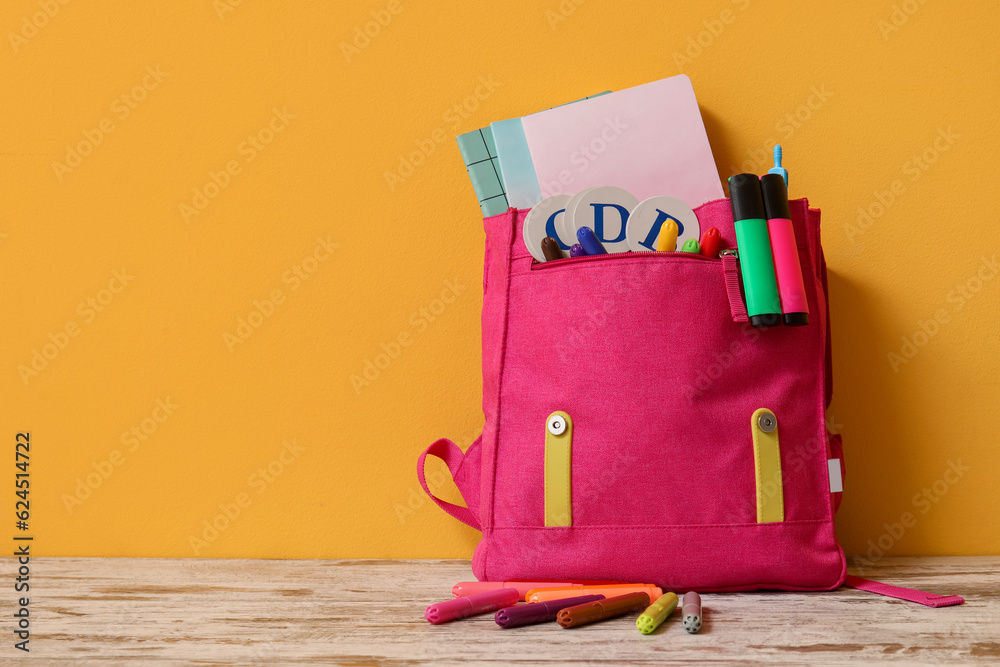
[9,556,998,664]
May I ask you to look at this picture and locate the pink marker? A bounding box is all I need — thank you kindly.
[425,588,518,624]
[761,173,809,326]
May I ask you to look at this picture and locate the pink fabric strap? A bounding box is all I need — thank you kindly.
[844,575,964,607]
[418,439,481,530]
[721,253,749,322]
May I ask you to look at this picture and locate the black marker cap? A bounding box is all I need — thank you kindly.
[761,173,791,220]
[729,173,766,221]
[783,312,809,326]
[750,313,782,328]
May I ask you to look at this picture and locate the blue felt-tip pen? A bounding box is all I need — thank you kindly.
[577,227,607,255]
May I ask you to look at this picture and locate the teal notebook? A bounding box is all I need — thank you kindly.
[456,128,509,217]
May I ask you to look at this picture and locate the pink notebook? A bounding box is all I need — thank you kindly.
[520,74,724,207]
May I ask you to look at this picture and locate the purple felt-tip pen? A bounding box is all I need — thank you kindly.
[495,594,606,629]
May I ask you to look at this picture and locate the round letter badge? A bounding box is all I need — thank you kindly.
[626,196,701,253]
[523,195,572,262]
[565,186,638,254]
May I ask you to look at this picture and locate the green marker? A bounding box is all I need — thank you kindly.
[636,591,678,635]
[680,238,700,253]
[729,174,781,327]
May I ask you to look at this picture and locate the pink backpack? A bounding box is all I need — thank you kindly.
[419,198,962,606]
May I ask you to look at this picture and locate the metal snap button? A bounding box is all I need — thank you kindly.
[758,411,777,433]
[547,414,567,436]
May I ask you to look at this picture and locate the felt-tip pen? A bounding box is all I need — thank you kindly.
[768,145,788,187]
[681,591,703,633]
[425,587,518,624]
[557,592,650,628]
[577,226,607,255]
[541,236,565,261]
[636,591,678,634]
[700,227,723,258]
[495,594,606,628]
[527,584,662,604]
[453,580,621,600]
[656,219,678,252]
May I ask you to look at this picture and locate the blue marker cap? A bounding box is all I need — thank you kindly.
[577,227,607,255]
[768,145,788,188]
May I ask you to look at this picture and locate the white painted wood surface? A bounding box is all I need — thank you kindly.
[3,556,996,664]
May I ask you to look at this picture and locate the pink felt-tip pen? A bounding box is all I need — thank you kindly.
[425,587,518,624]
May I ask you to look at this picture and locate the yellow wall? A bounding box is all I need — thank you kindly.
[2,0,997,558]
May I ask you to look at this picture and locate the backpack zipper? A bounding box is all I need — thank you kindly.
[530,250,724,271]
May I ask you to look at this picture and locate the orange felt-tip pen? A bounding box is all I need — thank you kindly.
[527,584,662,604]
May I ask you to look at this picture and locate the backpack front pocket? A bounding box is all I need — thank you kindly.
[492,252,827,529]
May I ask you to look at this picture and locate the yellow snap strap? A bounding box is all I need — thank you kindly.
[751,408,784,523]
[544,411,573,527]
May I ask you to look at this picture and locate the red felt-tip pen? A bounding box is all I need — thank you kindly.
[699,227,724,258]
